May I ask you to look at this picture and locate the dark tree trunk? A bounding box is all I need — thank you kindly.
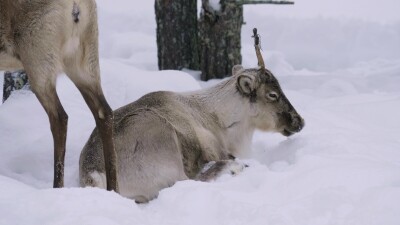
[2,70,30,103]
[199,0,243,81]
[155,0,200,70]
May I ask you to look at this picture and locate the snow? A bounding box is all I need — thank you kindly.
[209,0,221,11]
[0,73,3,101]
[247,0,400,24]
[1,0,400,224]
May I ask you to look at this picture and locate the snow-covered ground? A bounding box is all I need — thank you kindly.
[1,0,400,224]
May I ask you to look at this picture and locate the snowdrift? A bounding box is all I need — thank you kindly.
[1,0,400,224]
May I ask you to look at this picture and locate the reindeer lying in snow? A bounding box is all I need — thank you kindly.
[79,63,305,203]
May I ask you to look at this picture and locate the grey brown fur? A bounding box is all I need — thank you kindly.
[80,65,304,203]
[0,0,118,191]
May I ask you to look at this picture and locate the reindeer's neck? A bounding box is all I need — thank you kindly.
[193,79,242,123]
[188,78,255,156]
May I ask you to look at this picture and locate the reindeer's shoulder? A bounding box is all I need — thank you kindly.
[131,91,183,109]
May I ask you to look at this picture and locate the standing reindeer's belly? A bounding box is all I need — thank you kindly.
[0,35,5,54]
[0,14,13,55]
[0,17,6,53]
[0,52,23,70]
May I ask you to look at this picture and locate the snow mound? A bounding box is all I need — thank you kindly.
[1,0,400,224]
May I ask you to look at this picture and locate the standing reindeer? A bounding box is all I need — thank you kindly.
[0,0,118,191]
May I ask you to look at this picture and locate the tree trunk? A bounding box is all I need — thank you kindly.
[2,70,30,103]
[155,0,200,70]
[199,0,243,81]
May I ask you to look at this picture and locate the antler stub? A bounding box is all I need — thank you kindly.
[252,28,266,72]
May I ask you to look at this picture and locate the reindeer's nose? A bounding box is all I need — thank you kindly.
[293,115,305,132]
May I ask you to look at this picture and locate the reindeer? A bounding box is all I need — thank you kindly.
[79,29,304,203]
[0,0,118,191]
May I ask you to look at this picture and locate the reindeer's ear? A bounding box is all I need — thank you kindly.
[232,65,244,76]
[237,74,256,96]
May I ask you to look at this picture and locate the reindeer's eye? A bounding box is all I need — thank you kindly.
[267,92,279,100]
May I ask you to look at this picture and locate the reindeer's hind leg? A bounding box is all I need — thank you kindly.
[24,68,68,188]
[74,82,118,192]
[64,43,118,192]
[58,0,118,192]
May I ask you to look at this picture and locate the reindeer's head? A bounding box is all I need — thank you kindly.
[234,28,304,136]
[234,65,304,136]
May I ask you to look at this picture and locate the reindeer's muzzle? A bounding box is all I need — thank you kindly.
[280,113,305,137]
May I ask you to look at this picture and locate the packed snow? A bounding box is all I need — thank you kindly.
[208,0,221,11]
[1,0,400,224]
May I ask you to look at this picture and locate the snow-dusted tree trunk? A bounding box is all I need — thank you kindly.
[2,70,30,103]
[154,0,293,80]
[199,0,243,81]
[155,0,200,70]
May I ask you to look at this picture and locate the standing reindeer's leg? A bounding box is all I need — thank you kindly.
[76,83,118,192]
[25,71,68,188]
[64,36,118,192]
[61,0,118,192]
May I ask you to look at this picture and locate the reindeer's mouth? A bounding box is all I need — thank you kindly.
[282,129,296,137]
[281,124,304,137]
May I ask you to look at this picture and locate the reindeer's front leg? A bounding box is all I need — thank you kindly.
[195,160,247,182]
